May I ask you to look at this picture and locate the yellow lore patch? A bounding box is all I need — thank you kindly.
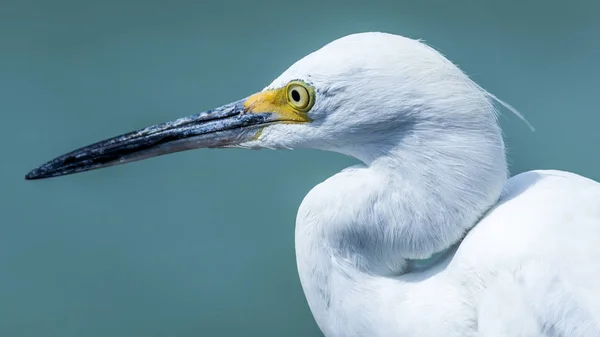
[243,81,314,124]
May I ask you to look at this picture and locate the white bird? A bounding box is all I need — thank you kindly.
[26,32,600,337]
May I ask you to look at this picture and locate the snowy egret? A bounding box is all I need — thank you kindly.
[26,32,600,336]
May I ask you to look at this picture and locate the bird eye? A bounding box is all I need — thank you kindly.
[286,82,312,111]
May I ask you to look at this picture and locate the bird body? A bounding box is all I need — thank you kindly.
[297,169,600,336]
[26,32,600,336]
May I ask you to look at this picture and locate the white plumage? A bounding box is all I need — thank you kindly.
[248,33,600,336]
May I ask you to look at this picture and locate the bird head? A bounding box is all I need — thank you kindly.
[26,32,511,180]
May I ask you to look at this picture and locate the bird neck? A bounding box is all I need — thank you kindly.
[295,121,507,335]
[358,123,508,262]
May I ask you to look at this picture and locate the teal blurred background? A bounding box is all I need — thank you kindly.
[1,0,599,336]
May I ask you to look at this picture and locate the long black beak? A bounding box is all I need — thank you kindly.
[25,99,273,180]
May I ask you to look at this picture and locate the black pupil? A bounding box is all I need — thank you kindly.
[291,89,301,102]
